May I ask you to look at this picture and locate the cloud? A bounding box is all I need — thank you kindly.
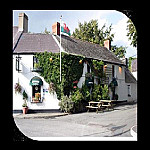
[111,16,137,58]
[112,17,129,44]
[70,10,115,34]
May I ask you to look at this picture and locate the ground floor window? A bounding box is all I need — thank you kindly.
[127,85,131,97]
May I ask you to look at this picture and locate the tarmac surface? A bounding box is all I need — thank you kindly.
[13,102,137,140]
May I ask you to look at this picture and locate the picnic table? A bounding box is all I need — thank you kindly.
[86,101,103,113]
[86,100,116,113]
[100,100,116,110]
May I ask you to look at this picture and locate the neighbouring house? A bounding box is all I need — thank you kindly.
[13,13,137,113]
[131,58,137,80]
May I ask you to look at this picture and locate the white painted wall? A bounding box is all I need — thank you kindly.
[114,65,137,102]
[13,54,60,110]
[115,65,128,100]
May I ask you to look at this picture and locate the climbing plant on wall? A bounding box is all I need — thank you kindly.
[35,52,84,99]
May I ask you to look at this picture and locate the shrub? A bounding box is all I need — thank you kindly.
[23,90,28,99]
[71,88,84,112]
[92,84,101,101]
[91,84,110,101]
[81,83,90,101]
[101,85,110,100]
[71,88,83,103]
[59,95,74,113]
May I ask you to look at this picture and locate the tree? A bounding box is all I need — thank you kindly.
[42,27,50,34]
[126,19,137,48]
[128,57,136,71]
[72,20,114,46]
[111,45,127,58]
[72,19,126,58]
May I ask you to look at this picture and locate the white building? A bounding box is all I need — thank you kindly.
[13,13,137,113]
[131,58,137,80]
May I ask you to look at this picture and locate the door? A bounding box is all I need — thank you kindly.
[32,85,41,101]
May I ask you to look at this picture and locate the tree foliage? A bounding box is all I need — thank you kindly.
[72,20,114,46]
[111,45,127,58]
[126,19,137,48]
[35,52,84,99]
[42,27,50,34]
[72,19,126,58]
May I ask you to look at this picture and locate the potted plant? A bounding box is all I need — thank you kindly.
[22,90,28,114]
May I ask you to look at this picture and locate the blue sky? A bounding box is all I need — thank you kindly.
[13,10,137,58]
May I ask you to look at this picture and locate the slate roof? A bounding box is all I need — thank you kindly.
[13,26,124,65]
[55,35,125,65]
[13,27,60,53]
[125,68,137,83]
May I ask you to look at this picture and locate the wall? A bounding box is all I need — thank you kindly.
[115,65,128,100]
[114,65,137,102]
[77,62,135,101]
[126,82,137,102]
[13,54,137,110]
[13,54,60,111]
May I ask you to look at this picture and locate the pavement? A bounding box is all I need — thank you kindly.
[13,111,69,119]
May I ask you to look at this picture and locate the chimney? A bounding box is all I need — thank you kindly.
[121,57,128,68]
[52,22,60,35]
[104,39,111,50]
[18,13,28,33]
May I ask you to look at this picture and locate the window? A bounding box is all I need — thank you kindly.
[33,56,39,68]
[127,85,131,97]
[87,63,90,73]
[112,65,115,78]
[16,56,22,72]
[32,56,42,72]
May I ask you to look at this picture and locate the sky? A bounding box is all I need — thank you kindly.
[13,10,137,58]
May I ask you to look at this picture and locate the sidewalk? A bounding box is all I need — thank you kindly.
[13,112,69,119]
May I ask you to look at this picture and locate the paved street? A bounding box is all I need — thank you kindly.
[14,103,137,140]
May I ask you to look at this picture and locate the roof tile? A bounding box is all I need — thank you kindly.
[13,33,60,53]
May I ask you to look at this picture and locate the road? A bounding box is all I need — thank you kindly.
[14,103,137,140]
